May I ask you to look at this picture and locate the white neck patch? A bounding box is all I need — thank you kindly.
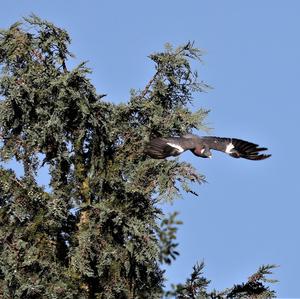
[166,142,184,153]
[225,143,235,153]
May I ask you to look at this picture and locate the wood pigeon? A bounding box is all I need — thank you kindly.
[144,134,271,160]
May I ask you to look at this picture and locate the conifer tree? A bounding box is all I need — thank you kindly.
[0,16,276,298]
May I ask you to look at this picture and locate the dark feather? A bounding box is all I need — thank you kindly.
[230,138,271,160]
[144,138,180,159]
[144,137,195,159]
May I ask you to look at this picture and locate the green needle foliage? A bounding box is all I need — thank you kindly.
[0,15,277,298]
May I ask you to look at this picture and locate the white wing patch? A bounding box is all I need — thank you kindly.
[166,142,184,153]
[225,142,235,153]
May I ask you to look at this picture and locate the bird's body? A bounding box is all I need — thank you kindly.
[144,134,271,160]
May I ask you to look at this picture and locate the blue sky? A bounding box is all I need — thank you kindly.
[1,1,300,297]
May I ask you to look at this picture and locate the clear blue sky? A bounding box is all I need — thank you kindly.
[1,1,299,297]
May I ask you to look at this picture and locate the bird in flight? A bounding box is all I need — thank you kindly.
[144,134,271,160]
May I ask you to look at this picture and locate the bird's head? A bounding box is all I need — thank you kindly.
[193,145,212,158]
[200,147,212,158]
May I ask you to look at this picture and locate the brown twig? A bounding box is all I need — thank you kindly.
[137,69,160,100]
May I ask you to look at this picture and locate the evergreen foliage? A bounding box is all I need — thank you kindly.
[0,16,277,298]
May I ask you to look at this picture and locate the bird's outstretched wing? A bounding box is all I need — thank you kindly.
[201,136,271,160]
[144,137,195,159]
